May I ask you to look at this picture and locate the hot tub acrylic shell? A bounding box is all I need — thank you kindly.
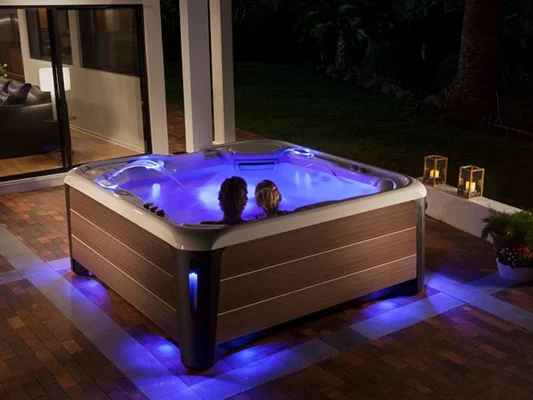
[64,140,427,369]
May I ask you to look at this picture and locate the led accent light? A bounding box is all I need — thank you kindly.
[189,272,198,312]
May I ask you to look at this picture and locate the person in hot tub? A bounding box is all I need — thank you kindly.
[200,176,248,225]
[254,180,289,219]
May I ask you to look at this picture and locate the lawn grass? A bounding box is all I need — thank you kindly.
[166,63,533,209]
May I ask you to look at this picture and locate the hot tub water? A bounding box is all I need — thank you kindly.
[119,163,376,224]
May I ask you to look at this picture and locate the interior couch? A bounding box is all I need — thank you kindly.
[0,76,61,159]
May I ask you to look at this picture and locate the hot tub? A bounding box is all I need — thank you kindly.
[64,140,427,369]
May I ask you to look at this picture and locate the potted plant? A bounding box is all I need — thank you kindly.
[0,63,7,78]
[481,210,533,251]
[496,246,533,283]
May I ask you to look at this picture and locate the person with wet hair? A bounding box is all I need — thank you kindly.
[200,176,248,225]
[254,179,288,219]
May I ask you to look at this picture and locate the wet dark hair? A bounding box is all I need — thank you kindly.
[218,176,248,217]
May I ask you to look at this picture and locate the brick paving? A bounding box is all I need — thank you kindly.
[236,305,533,400]
[426,218,496,284]
[493,285,533,313]
[0,188,69,262]
[0,279,147,400]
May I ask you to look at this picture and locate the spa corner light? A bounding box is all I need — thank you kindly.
[457,165,485,200]
[423,155,448,187]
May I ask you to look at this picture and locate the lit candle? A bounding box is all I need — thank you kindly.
[465,181,476,193]
[429,170,440,179]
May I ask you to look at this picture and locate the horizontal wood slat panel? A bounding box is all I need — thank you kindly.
[71,212,175,306]
[218,229,415,313]
[71,237,179,341]
[216,256,416,344]
[68,187,174,276]
[221,201,415,279]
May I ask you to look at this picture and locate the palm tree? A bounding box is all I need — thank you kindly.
[298,0,369,70]
[443,0,503,116]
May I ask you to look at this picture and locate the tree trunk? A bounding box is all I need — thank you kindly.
[335,30,347,70]
[442,0,503,118]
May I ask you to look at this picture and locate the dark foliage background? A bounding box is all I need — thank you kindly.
[160,0,532,96]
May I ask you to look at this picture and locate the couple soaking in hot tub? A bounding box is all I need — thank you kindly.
[200,177,288,225]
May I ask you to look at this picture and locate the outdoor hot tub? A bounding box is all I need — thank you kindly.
[64,139,427,369]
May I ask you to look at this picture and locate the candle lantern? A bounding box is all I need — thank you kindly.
[457,165,485,199]
[423,155,448,187]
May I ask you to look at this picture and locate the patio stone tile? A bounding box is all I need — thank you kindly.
[190,372,246,400]
[258,348,309,376]
[466,272,516,294]
[157,387,203,400]
[290,339,339,365]
[319,326,370,352]
[350,318,396,340]
[469,294,516,316]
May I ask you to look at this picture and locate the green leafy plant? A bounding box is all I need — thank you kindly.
[506,211,533,244]
[481,209,513,239]
[0,63,7,77]
[482,209,533,244]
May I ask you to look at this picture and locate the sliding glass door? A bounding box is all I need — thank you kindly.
[0,5,151,182]
[0,8,65,178]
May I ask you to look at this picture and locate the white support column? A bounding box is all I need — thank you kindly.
[143,1,169,154]
[210,0,236,144]
[180,0,214,152]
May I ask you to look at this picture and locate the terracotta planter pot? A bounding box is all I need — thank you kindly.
[497,260,533,283]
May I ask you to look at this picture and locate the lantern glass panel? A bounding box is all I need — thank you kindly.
[423,155,448,187]
[457,165,485,199]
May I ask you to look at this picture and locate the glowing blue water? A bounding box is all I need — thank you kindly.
[119,163,376,224]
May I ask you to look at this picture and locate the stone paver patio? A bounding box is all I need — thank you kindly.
[1,184,533,399]
[1,116,533,399]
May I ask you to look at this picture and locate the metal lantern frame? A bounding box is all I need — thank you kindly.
[457,165,485,200]
[423,155,448,187]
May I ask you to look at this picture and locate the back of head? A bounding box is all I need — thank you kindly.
[255,180,282,214]
[218,176,248,217]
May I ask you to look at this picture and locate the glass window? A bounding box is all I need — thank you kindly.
[26,9,72,64]
[78,9,139,76]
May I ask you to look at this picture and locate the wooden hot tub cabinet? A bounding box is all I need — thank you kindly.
[66,185,425,369]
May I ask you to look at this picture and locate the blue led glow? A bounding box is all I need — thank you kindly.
[189,272,198,312]
[151,183,161,200]
[155,342,180,359]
